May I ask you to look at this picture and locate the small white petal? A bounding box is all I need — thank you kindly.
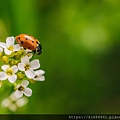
[4,48,12,55]
[25,69,35,78]
[9,92,17,101]
[15,90,23,98]
[0,47,3,52]
[23,88,32,97]
[11,65,18,73]
[13,44,21,51]
[8,75,17,83]
[21,56,29,64]
[30,59,40,69]
[0,72,8,80]
[35,76,45,81]
[2,65,9,71]
[9,103,17,112]
[6,36,15,46]
[16,97,28,107]
[35,70,45,75]
[18,63,25,71]
[0,42,7,49]
[21,80,29,87]
[1,98,11,107]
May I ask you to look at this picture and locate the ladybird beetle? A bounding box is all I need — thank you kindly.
[15,34,42,55]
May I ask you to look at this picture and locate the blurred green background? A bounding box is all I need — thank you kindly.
[0,0,120,114]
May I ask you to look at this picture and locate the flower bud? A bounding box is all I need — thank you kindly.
[8,51,16,57]
[2,56,9,64]
[17,72,24,80]
[13,83,17,90]
[14,49,25,60]
[29,79,36,83]
[9,60,19,66]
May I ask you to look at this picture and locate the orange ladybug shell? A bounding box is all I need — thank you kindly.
[15,34,40,50]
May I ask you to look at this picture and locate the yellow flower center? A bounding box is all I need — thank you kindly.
[8,46,14,51]
[6,68,13,76]
[18,86,24,91]
[24,64,30,71]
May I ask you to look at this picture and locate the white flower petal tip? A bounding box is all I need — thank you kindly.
[6,36,15,46]
[0,72,8,80]
[30,59,40,69]
[8,75,17,83]
[0,42,7,49]
[21,80,29,87]
[18,63,25,71]
[5,48,13,55]
[1,65,9,71]
[11,65,18,73]
[15,90,23,98]
[23,88,32,97]
[13,44,21,51]
[21,56,29,64]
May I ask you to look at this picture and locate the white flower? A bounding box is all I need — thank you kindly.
[33,70,45,81]
[15,80,32,98]
[1,98,16,111]
[0,36,21,55]
[0,65,18,83]
[18,56,40,78]
[1,92,28,112]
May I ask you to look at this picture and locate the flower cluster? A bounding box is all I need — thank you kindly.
[0,36,45,111]
[1,92,28,112]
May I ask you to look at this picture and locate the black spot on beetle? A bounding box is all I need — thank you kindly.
[36,41,38,44]
[21,41,24,44]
